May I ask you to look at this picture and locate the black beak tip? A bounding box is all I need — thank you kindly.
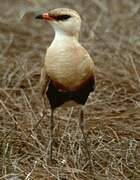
[35,15,43,19]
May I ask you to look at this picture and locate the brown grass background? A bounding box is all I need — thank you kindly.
[0,0,140,179]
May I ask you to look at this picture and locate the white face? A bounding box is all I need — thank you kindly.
[49,14,81,36]
[36,8,81,36]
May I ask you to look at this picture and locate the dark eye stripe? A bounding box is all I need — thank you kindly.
[52,15,71,21]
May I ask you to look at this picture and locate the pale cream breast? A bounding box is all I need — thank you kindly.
[44,44,95,91]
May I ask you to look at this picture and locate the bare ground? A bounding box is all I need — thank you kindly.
[0,0,140,179]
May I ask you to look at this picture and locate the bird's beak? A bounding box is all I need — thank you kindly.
[35,13,54,21]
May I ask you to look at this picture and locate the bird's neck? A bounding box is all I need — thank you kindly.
[50,28,79,49]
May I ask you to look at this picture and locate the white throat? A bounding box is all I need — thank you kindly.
[50,27,79,49]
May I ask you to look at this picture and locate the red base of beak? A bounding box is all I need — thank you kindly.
[35,13,54,21]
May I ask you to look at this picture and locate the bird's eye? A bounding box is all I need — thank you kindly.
[53,15,71,21]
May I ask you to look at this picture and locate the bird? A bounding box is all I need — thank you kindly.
[35,8,95,164]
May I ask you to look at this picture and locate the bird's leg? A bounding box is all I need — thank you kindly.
[79,106,94,171]
[50,108,54,161]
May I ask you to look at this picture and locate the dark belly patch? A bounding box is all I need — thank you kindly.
[46,79,95,109]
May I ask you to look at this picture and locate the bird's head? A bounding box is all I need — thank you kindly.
[35,8,81,37]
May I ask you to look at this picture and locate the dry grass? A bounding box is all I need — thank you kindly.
[0,0,140,179]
